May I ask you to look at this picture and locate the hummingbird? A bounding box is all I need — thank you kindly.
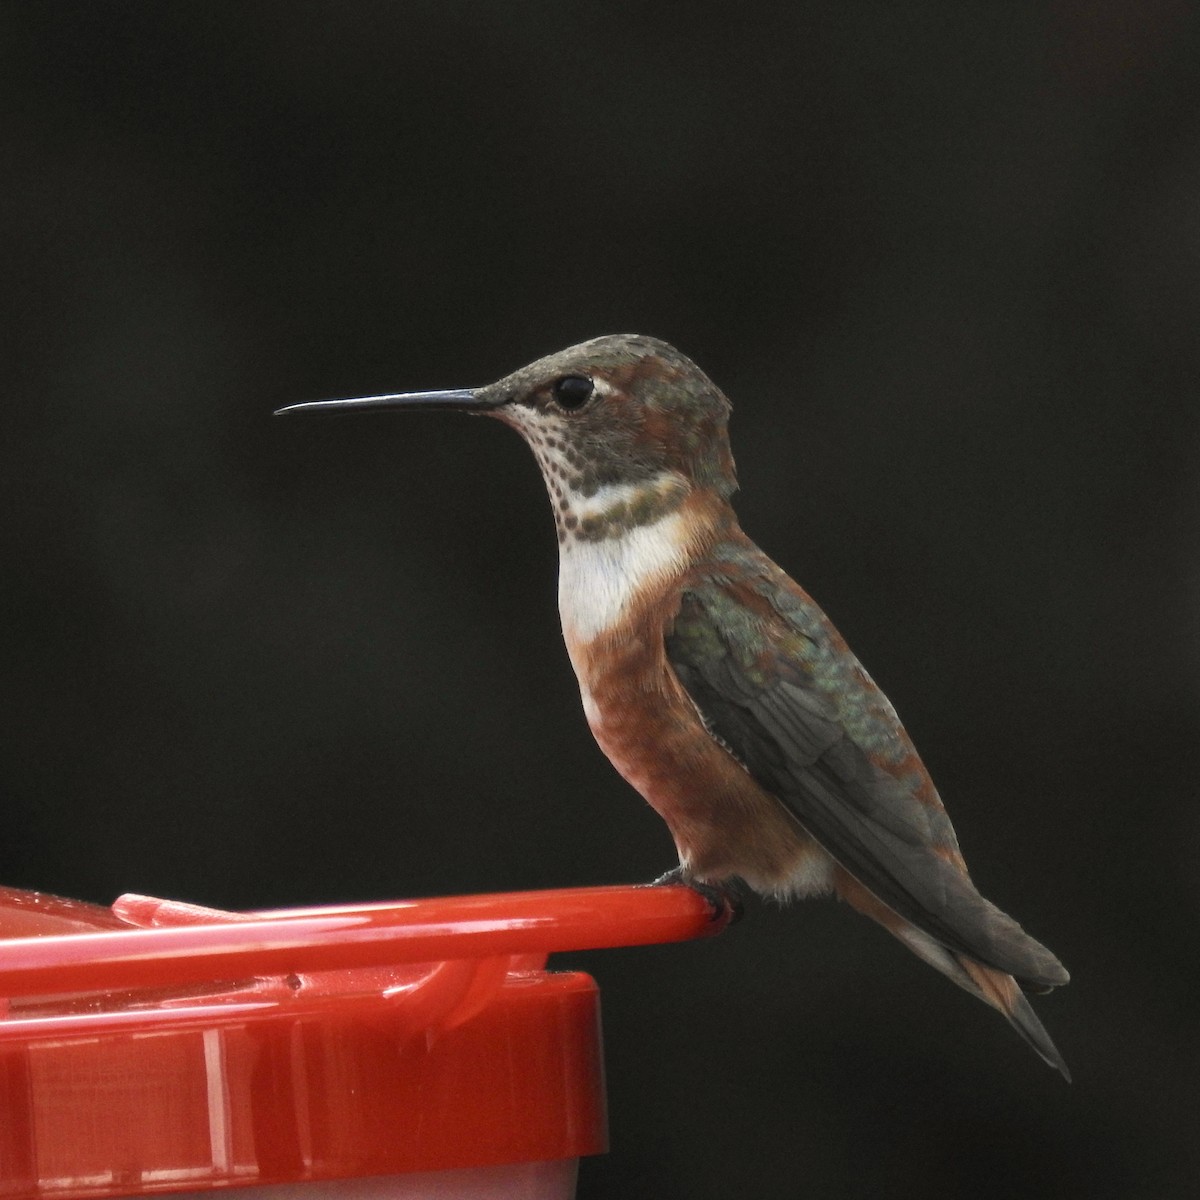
[277,333,1070,1078]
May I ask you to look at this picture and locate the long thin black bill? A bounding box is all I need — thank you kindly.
[274,389,491,416]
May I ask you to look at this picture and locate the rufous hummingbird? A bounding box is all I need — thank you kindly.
[277,334,1070,1078]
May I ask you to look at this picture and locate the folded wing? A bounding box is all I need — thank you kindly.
[664,573,1068,992]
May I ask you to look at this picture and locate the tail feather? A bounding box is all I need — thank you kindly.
[885,919,1071,1080]
[958,956,1071,1082]
[835,864,1070,1080]
[835,867,1070,1078]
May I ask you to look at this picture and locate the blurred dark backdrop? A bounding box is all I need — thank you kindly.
[2,3,1197,1197]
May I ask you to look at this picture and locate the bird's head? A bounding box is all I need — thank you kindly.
[277,333,738,543]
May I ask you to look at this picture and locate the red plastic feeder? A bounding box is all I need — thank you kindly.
[0,884,731,1198]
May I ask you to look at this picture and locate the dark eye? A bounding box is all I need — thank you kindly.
[552,375,594,410]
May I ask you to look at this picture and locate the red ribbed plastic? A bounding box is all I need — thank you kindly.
[0,884,730,1198]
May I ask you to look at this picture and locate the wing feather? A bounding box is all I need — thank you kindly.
[666,577,1068,991]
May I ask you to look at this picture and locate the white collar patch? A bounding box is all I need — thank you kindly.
[558,509,691,643]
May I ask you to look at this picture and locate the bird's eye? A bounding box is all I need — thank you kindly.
[552,375,594,411]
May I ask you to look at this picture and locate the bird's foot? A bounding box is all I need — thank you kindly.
[645,866,744,925]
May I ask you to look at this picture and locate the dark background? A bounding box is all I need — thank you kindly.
[3,3,1197,1196]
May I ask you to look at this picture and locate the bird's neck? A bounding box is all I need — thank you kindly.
[553,472,735,647]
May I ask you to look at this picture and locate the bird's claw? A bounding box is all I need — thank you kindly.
[645,867,744,925]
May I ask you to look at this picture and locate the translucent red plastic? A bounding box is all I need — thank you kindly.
[0,883,731,1197]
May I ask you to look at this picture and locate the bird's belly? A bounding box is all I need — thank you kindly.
[577,667,833,899]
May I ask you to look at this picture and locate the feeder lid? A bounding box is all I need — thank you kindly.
[0,884,730,1197]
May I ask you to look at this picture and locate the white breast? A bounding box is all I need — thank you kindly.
[558,508,691,644]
